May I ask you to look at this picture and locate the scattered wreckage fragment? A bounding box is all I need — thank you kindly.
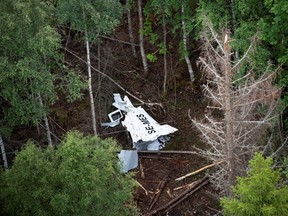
[101,93,178,172]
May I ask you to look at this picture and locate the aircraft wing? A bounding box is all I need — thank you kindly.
[121,106,178,144]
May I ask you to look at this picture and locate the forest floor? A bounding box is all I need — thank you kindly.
[92,19,221,214]
[5,11,222,216]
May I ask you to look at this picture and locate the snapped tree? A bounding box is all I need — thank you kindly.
[0,131,139,216]
[192,21,281,196]
[197,0,288,127]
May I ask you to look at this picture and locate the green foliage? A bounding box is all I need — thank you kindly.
[221,153,288,216]
[56,0,124,41]
[59,69,88,103]
[143,0,198,64]
[0,0,59,132]
[0,131,139,216]
[142,0,176,64]
[0,0,87,136]
[146,53,158,62]
[196,0,231,33]
[282,157,288,179]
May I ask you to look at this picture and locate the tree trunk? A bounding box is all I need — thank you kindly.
[85,34,98,136]
[127,4,137,58]
[137,0,148,74]
[224,34,235,196]
[181,4,194,82]
[38,94,52,146]
[163,10,168,94]
[0,135,8,170]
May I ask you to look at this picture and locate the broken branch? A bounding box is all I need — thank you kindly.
[175,160,225,181]
[146,177,209,215]
[148,180,166,211]
[137,180,148,195]
[63,47,163,109]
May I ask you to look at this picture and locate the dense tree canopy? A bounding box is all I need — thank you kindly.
[0,0,86,136]
[0,131,139,216]
[56,0,124,41]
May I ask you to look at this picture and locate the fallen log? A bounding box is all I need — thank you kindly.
[148,180,166,211]
[139,156,172,160]
[175,160,225,181]
[145,176,209,216]
[137,150,204,155]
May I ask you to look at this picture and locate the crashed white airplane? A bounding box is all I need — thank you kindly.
[101,93,178,172]
[102,93,178,150]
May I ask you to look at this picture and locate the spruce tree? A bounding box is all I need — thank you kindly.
[221,153,288,216]
[0,131,139,216]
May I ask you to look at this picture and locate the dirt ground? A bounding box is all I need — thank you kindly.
[103,10,221,215]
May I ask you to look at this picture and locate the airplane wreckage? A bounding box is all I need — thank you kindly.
[101,93,178,173]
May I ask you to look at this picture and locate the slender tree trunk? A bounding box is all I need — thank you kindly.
[137,0,148,74]
[181,4,194,82]
[163,12,168,94]
[85,33,98,136]
[98,43,101,71]
[224,34,235,196]
[0,135,8,170]
[38,94,52,146]
[127,4,137,58]
[97,43,102,127]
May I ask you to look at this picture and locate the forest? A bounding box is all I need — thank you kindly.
[0,0,288,215]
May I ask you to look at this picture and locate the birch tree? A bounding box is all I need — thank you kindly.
[56,0,124,136]
[181,1,195,82]
[143,0,171,93]
[0,0,86,143]
[192,23,281,196]
[137,0,149,74]
[0,135,8,170]
[127,0,137,58]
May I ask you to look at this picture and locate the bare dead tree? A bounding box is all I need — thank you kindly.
[192,23,281,196]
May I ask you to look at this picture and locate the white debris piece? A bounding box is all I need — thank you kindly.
[117,150,138,173]
[112,93,134,112]
[121,106,177,150]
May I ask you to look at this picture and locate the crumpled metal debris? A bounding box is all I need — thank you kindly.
[102,93,178,172]
[117,150,138,173]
